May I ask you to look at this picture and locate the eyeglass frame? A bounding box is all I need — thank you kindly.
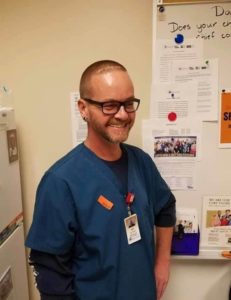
[82,97,140,115]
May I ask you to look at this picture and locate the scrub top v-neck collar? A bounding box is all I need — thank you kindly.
[81,142,133,196]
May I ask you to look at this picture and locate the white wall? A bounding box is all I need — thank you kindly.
[0,1,230,300]
[0,1,152,299]
[163,259,231,300]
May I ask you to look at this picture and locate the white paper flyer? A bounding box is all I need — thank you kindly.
[201,195,231,249]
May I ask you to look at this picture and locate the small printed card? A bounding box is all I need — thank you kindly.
[124,214,141,245]
[174,208,198,235]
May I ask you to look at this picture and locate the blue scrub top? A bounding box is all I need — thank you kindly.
[26,143,171,300]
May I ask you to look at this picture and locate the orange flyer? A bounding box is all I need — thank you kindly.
[219,91,231,147]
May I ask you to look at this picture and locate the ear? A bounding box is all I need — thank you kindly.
[78,99,88,120]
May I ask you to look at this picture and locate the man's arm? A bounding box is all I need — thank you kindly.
[29,249,75,300]
[155,226,174,300]
[154,193,176,299]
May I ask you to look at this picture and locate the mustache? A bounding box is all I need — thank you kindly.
[107,121,131,126]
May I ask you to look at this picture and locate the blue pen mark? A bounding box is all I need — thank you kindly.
[175,34,184,44]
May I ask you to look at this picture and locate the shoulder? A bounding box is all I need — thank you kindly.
[122,143,162,181]
[122,143,151,159]
[45,143,86,178]
[122,143,156,167]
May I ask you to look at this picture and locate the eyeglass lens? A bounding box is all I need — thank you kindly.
[103,100,138,114]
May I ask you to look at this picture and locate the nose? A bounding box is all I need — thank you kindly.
[114,105,129,119]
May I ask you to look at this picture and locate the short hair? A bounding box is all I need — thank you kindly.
[79,60,127,98]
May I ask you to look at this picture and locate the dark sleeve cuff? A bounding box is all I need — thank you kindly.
[41,294,75,300]
[29,250,75,296]
[155,193,176,227]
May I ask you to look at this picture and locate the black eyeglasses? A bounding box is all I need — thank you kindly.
[83,98,140,115]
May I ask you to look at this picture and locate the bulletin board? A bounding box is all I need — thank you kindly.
[151,0,231,256]
[155,0,231,86]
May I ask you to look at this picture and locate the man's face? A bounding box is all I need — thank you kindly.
[84,70,136,145]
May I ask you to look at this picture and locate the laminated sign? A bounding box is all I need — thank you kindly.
[219,91,231,148]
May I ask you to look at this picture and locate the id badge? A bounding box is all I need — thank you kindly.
[124,214,141,245]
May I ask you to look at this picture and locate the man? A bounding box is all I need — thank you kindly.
[26,60,176,300]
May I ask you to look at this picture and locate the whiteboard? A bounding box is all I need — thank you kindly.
[153,1,231,253]
[155,2,231,87]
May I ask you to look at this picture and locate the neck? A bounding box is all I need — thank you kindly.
[84,138,122,161]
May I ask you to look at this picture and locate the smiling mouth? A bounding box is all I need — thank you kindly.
[108,122,129,128]
[109,124,127,128]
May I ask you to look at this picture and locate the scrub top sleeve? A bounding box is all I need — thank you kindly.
[147,156,172,217]
[26,171,78,255]
[155,193,176,227]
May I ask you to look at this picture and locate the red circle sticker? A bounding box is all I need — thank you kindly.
[168,112,177,121]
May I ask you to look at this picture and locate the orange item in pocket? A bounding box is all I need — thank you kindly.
[97,195,114,210]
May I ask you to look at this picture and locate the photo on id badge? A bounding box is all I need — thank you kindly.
[124,214,141,244]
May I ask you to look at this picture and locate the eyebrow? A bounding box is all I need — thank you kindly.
[99,97,136,102]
